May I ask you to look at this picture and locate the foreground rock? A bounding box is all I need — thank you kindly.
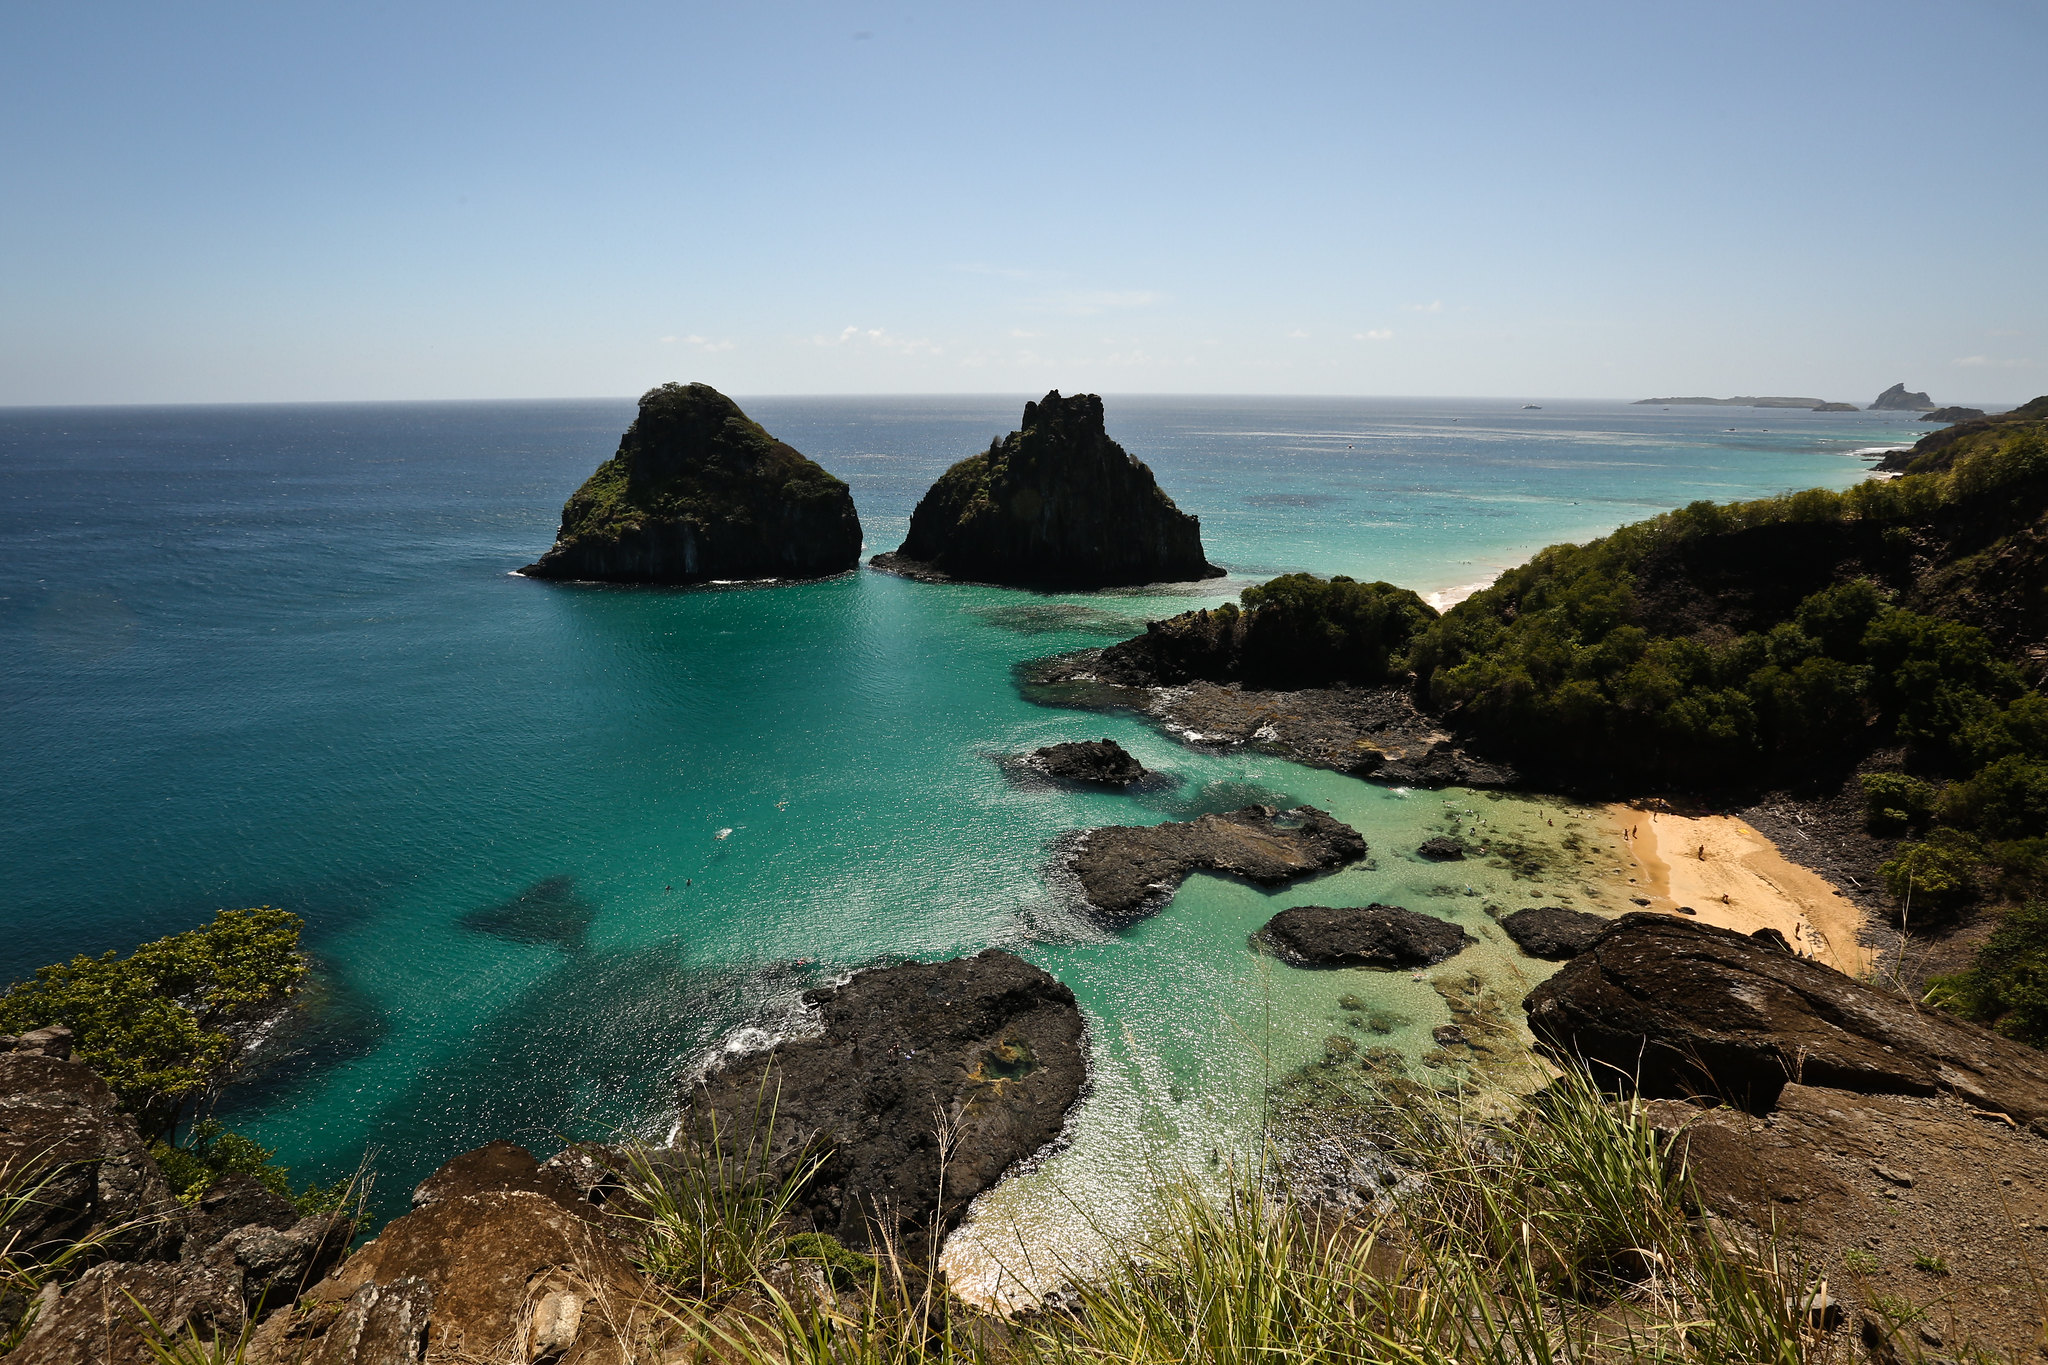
[1023,655,1515,787]
[688,950,1084,1252]
[248,1163,650,1365]
[1498,906,1613,960]
[1069,805,1368,921]
[1869,382,1936,411]
[1,1045,352,1365]
[871,390,1221,588]
[1028,738,1148,785]
[1525,913,2048,1118]
[523,382,861,584]
[1255,904,1469,969]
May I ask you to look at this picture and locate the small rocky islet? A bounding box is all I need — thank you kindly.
[1026,738,1150,786]
[523,381,862,584]
[872,389,1223,589]
[1253,902,1471,970]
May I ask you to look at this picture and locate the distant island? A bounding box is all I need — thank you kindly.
[1869,382,1937,411]
[1633,395,1858,411]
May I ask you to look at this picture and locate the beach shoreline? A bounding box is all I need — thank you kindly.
[1605,804,1872,975]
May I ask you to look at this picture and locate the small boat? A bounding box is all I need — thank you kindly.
[714,827,733,840]
[1521,404,1542,410]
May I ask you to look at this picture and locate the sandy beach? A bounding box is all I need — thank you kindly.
[1608,805,1873,976]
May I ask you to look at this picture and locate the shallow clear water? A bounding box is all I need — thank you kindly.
[0,395,1918,1226]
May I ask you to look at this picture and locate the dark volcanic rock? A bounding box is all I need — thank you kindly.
[1499,906,1613,960]
[1921,405,1987,423]
[1524,913,2048,1118]
[687,950,1084,1251]
[1416,836,1465,861]
[1029,738,1148,785]
[1070,805,1368,921]
[1255,903,1470,969]
[411,1139,587,1212]
[871,390,1221,588]
[523,382,861,584]
[1869,382,1936,411]
[0,1052,178,1265]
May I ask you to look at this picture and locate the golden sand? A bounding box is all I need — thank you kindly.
[1607,805,1872,975]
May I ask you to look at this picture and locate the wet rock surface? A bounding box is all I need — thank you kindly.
[1525,913,2048,1118]
[523,382,861,585]
[1069,804,1368,921]
[872,390,1220,588]
[687,949,1085,1252]
[1498,906,1614,960]
[1255,904,1470,970]
[1028,738,1148,785]
[1022,655,1513,788]
[1416,836,1465,861]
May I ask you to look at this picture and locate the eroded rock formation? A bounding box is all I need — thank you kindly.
[1068,805,1367,921]
[1498,905,1614,960]
[1028,738,1149,786]
[523,383,861,584]
[1869,382,1936,411]
[871,391,1221,588]
[1254,903,1470,970]
[686,950,1085,1251]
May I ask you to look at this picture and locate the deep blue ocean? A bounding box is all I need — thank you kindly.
[0,395,1923,1231]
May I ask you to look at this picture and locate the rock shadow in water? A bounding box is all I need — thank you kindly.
[459,875,595,952]
[967,602,1152,637]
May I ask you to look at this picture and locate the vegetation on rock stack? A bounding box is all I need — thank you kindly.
[874,390,1221,588]
[1099,573,1436,686]
[524,382,861,584]
[0,906,306,1137]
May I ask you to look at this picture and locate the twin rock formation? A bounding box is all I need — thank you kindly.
[527,385,1219,590]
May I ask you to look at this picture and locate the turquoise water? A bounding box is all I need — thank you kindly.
[0,396,1920,1223]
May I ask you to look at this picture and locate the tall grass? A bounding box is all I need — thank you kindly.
[623,1064,1832,1365]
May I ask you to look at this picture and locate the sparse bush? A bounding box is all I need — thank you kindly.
[1861,771,1936,833]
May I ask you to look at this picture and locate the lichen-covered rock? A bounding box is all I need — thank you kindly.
[872,391,1220,588]
[688,950,1084,1252]
[523,382,861,584]
[248,1188,649,1365]
[7,1258,247,1365]
[1254,903,1470,969]
[1069,805,1367,921]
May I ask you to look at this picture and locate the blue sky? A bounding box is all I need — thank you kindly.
[2,1,2043,405]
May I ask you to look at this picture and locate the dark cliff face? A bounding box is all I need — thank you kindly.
[874,390,1221,588]
[522,383,862,584]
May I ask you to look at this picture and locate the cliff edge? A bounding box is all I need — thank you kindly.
[871,390,1222,588]
[523,383,862,584]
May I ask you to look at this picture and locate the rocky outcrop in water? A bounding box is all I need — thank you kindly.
[1028,738,1148,785]
[1869,383,1936,411]
[523,383,861,584]
[687,950,1084,1252]
[1254,903,1469,969]
[1498,905,1614,960]
[1069,805,1366,921]
[871,391,1221,588]
[1922,405,1987,423]
[1416,836,1465,861]
[1524,913,2048,1117]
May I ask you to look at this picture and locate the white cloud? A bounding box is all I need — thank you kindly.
[660,334,733,351]
[1029,289,1166,317]
[811,326,941,356]
[1952,354,2037,368]
[1287,329,1310,339]
[1404,300,1444,314]
[1354,329,1393,341]
[1008,328,1041,339]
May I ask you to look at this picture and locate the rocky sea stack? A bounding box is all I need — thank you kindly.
[872,390,1222,588]
[522,382,861,584]
[1869,382,1936,411]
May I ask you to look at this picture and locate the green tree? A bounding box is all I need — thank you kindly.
[0,907,307,1136]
